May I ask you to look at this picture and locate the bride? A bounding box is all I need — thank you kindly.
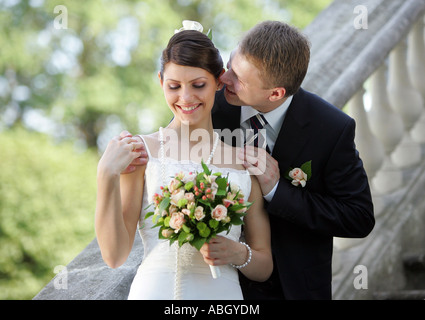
[95,23,272,300]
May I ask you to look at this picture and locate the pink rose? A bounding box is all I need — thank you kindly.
[169,178,182,192]
[170,189,185,206]
[194,206,205,221]
[211,204,228,221]
[161,229,174,238]
[289,168,308,187]
[169,212,185,231]
[184,192,195,202]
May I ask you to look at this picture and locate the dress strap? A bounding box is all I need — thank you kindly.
[136,135,153,160]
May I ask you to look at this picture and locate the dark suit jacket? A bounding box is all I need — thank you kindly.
[212,88,375,300]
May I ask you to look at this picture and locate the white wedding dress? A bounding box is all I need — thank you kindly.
[127,134,251,300]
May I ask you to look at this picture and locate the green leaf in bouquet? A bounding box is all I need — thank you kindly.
[178,231,188,246]
[197,221,207,231]
[230,215,245,225]
[186,233,194,242]
[164,216,170,227]
[144,203,153,210]
[182,223,191,233]
[209,219,219,230]
[191,235,207,251]
[196,171,204,183]
[197,222,211,238]
[152,213,159,225]
[201,159,211,175]
[158,197,170,213]
[215,189,226,197]
[228,204,246,212]
[197,198,212,209]
[169,237,177,247]
[215,177,228,196]
[144,211,155,220]
[177,198,188,208]
[158,227,167,239]
[184,181,194,191]
[152,216,165,228]
[199,227,211,238]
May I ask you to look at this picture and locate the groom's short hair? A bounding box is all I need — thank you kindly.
[239,21,310,97]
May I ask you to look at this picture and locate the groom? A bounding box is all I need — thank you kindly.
[211,21,374,300]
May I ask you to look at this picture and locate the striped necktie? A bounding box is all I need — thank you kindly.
[246,113,270,152]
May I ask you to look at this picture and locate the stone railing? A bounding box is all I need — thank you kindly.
[302,0,425,299]
[34,0,425,300]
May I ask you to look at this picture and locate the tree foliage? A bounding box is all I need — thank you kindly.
[0,127,98,299]
[0,0,331,149]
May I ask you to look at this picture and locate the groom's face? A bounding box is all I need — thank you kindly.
[220,49,272,112]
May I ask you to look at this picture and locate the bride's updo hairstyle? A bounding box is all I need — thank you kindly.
[160,30,223,80]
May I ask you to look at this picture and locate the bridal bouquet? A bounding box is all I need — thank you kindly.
[145,161,252,278]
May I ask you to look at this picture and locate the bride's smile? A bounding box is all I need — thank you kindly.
[176,102,202,114]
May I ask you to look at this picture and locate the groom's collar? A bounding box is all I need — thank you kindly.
[240,95,293,132]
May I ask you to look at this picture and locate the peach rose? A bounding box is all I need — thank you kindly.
[211,204,228,221]
[161,229,174,238]
[184,192,195,202]
[289,168,308,187]
[170,189,185,206]
[194,206,205,221]
[169,178,182,193]
[169,212,185,231]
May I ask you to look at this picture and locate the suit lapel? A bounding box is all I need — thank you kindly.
[272,88,311,171]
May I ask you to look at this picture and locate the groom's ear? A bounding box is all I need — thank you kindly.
[268,87,286,102]
[216,68,225,90]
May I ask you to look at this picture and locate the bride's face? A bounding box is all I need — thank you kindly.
[159,62,218,127]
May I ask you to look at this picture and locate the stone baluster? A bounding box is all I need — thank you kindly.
[367,63,404,195]
[348,88,385,180]
[408,17,425,143]
[334,88,385,250]
[387,40,423,167]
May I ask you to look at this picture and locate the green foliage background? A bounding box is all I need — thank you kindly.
[0,0,331,299]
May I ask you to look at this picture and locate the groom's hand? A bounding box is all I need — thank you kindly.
[119,130,148,174]
[239,146,280,196]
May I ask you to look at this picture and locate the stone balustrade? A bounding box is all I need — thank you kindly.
[34,0,425,300]
[302,0,425,299]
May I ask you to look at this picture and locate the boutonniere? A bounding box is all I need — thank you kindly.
[284,161,312,187]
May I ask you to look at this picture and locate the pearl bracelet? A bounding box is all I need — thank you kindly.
[230,242,252,269]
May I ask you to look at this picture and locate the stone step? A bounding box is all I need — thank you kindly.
[373,290,425,300]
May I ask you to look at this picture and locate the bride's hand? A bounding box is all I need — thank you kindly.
[200,236,248,266]
[97,134,145,177]
[119,130,148,174]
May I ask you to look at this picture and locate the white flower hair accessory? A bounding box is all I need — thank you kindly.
[174,20,212,40]
[175,20,204,33]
